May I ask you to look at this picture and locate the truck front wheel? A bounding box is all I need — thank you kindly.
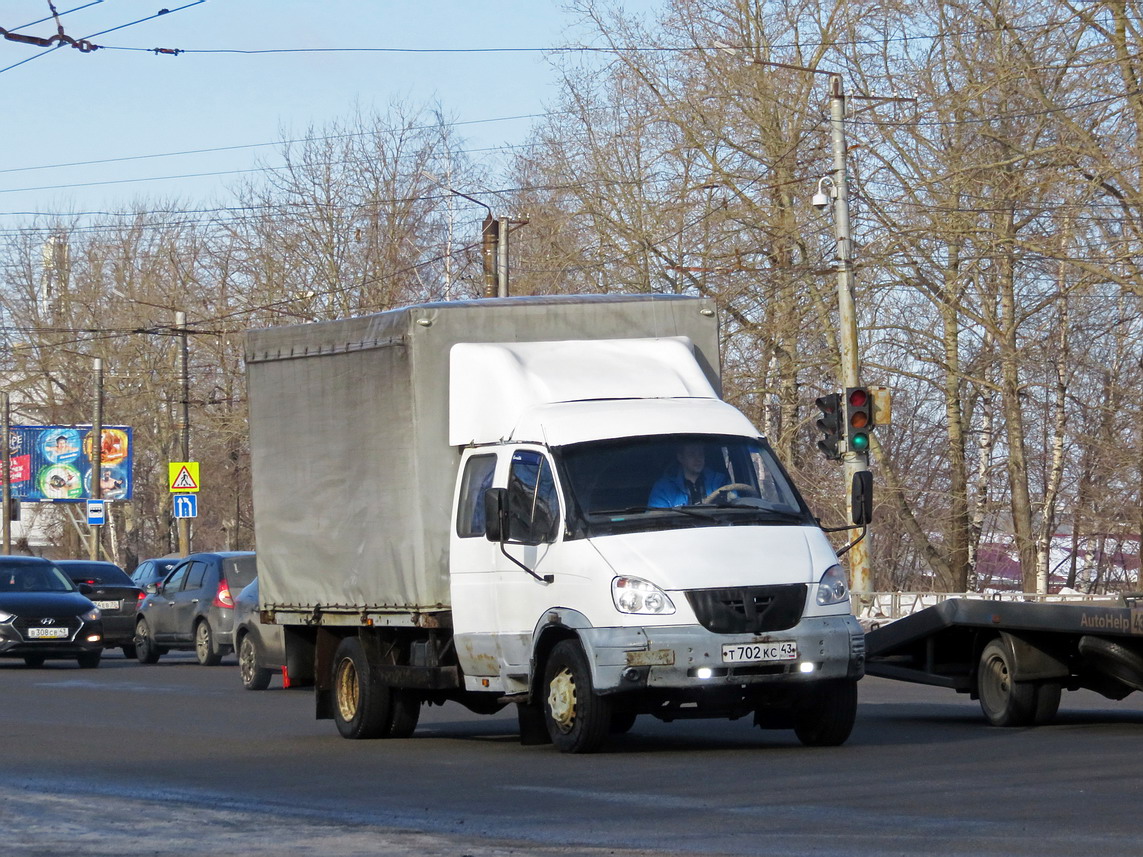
[792,679,858,746]
[543,639,612,753]
[332,637,392,739]
[978,638,1036,727]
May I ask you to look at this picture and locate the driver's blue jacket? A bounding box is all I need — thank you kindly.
[647,467,727,508]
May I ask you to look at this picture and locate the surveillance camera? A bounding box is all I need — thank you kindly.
[812,191,831,210]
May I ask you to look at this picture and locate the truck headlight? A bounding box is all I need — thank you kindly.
[815,564,849,606]
[612,576,675,615]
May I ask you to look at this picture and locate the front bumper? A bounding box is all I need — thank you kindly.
[0,620,104,659]
[580,614,865,693]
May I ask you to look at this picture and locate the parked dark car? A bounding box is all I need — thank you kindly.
[135,551,256,666]
[129,558,179,589]
[0,556,104,668]
[232,578,282,690]
[56,560,143,658]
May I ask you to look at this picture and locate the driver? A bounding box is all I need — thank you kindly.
[647,442,727,507]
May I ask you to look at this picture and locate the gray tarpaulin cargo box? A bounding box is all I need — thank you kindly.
[244,294,720,619]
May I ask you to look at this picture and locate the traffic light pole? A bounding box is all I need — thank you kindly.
[829,74,872,594]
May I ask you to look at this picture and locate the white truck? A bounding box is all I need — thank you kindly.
[245,294,865,752]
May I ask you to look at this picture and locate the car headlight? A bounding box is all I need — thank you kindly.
[0,610,13,623]
[612,576,675,615]
[816,564,849,606]
[81,607,101,622]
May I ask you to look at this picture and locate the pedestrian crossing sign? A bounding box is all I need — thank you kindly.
[168,461,200,493]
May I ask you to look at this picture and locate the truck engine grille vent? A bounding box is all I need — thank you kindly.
[685,584,807,634]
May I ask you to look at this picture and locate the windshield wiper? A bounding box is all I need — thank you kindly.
[594,505,714,520]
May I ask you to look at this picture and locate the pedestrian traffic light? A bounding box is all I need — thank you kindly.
[845,386,873,457]
[814,392,843,461]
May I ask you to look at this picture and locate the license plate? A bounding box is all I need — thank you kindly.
[721,641,797,664]
[27,627,69,639]
[93,600,120,610]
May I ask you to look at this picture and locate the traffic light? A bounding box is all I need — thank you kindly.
[814,392,843,461]
[845,386,873,457]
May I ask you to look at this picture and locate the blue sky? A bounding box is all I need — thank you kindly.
[0,1,662,217]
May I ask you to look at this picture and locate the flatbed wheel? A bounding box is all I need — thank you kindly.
[977,638,1036,727]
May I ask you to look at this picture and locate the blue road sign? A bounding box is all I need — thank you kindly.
[87,499,105,526]
[173,494,198,519]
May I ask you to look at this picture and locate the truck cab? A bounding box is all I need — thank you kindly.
[447,339,864,751]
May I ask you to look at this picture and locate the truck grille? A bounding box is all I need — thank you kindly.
[685,584,807,634]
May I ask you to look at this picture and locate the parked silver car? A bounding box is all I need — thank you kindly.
[134,551,256,666]
[232,577,315,690]
[232,578,282,689]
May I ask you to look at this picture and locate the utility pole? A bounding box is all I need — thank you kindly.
[497,215,510,297]
[89,358,103,561]
[482,215,499,298]
[828,74,872,594]
[176,311,191,557]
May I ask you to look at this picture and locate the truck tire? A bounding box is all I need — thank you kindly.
[387,689,421,738]
[332,637,392,739]
[135,618,161,664]
[1078,635,1143,692]
[543,639,613,753]
[978,638,1036,726]
[792,679,858,746]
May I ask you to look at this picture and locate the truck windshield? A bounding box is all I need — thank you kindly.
[555,434,813,538]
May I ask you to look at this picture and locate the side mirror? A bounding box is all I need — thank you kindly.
[851,471,874,527]
[483,488,509,543]
[77,582,93,595]
[144,582,159,595]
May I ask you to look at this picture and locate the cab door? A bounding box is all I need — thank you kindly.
[449,450,502,684]
[449,446,562,692]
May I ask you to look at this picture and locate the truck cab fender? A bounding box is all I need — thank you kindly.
[528,609,652,700]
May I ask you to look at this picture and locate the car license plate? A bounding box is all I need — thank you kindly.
[721,641,797,664]
[27,627,69,639]
[93,600,120,610]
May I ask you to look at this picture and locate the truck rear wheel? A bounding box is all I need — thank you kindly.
[332,637,392,739]
[543,639,612,753]
[978,638,1036,726]
[387,688,421,738]
[792,679,858,746]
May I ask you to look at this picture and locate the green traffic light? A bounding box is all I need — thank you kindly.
[850,432,870,452]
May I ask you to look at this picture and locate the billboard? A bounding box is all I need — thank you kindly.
[3,425,133,502]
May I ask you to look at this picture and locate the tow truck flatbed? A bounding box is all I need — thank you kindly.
[863,595,1143,726]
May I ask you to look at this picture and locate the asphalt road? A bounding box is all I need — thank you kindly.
[3,650,1142,857]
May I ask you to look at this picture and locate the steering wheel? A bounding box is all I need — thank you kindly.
[702,483,758,503]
